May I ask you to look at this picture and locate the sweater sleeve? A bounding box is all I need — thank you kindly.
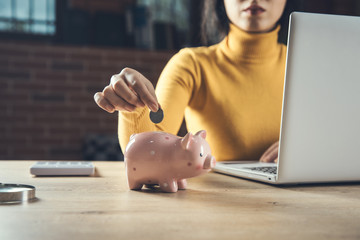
[118,48,198,152]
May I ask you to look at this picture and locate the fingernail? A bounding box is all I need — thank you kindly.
[125,106,135,112]
[150,103,158,112]
[105,105,114,113]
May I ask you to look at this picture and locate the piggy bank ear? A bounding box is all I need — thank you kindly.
[181,132,193,150]
[129,133,137,140]
[195,130,206,139]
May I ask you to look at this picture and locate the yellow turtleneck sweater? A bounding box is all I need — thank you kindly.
[118,24,287,162]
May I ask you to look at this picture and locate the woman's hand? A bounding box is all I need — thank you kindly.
[259,141,279,163]
[94,68,159,113]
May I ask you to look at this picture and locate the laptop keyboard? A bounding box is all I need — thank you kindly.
[245,167,277,175]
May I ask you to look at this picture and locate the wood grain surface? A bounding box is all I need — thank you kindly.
[0,161,359,240]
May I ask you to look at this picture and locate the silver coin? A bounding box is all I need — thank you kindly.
[149,107,164,124]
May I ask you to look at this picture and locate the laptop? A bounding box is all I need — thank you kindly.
[213,12,360,184]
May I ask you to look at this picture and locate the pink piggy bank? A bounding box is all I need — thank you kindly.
[124,130,216,193]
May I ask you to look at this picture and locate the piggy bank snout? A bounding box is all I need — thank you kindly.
[203,154,216,170]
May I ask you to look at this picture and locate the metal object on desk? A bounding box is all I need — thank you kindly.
[0,183,36,204]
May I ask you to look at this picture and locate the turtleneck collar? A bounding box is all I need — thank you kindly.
[220,23,281,62]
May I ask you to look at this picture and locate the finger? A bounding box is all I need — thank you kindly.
[265,148,279,163]
[259,145,273,162]
[260,145,279,162]
[135,82,158,112]
[120,68,158,112]
[94,92,115,113]
[144,80,159,106]
[102,85,136,112]
[110,74,145,108]
[260,141,279,162]
[274,157,278,163]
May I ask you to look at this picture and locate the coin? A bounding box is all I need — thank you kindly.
[149,107,164,124]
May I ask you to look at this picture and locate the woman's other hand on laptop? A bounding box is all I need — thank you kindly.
[259,141,279,163]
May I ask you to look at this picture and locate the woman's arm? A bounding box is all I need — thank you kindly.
[95,49,198,152]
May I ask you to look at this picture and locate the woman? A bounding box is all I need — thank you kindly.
[94,0,290,163]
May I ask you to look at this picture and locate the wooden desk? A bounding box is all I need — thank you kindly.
[1,161,359,240]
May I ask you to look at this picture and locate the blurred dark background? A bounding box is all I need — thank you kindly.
[1,0,360,161]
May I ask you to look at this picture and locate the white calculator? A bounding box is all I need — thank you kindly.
[30,161,95,176]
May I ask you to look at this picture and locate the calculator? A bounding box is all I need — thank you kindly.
[30,161,95,176]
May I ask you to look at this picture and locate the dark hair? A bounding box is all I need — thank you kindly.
[201,0,296,45]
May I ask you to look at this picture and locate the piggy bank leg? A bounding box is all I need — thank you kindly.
[127,178,143,190]
[159,179,178,193]
[177,179,187,190]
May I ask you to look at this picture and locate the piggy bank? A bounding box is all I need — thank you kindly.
[124,130,216,193]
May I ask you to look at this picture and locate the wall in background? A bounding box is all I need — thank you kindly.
[0,0,193,50]
[1,0,360,161]
[0,40,174,160]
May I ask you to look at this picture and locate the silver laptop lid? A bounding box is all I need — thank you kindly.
[277,12,360,183]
